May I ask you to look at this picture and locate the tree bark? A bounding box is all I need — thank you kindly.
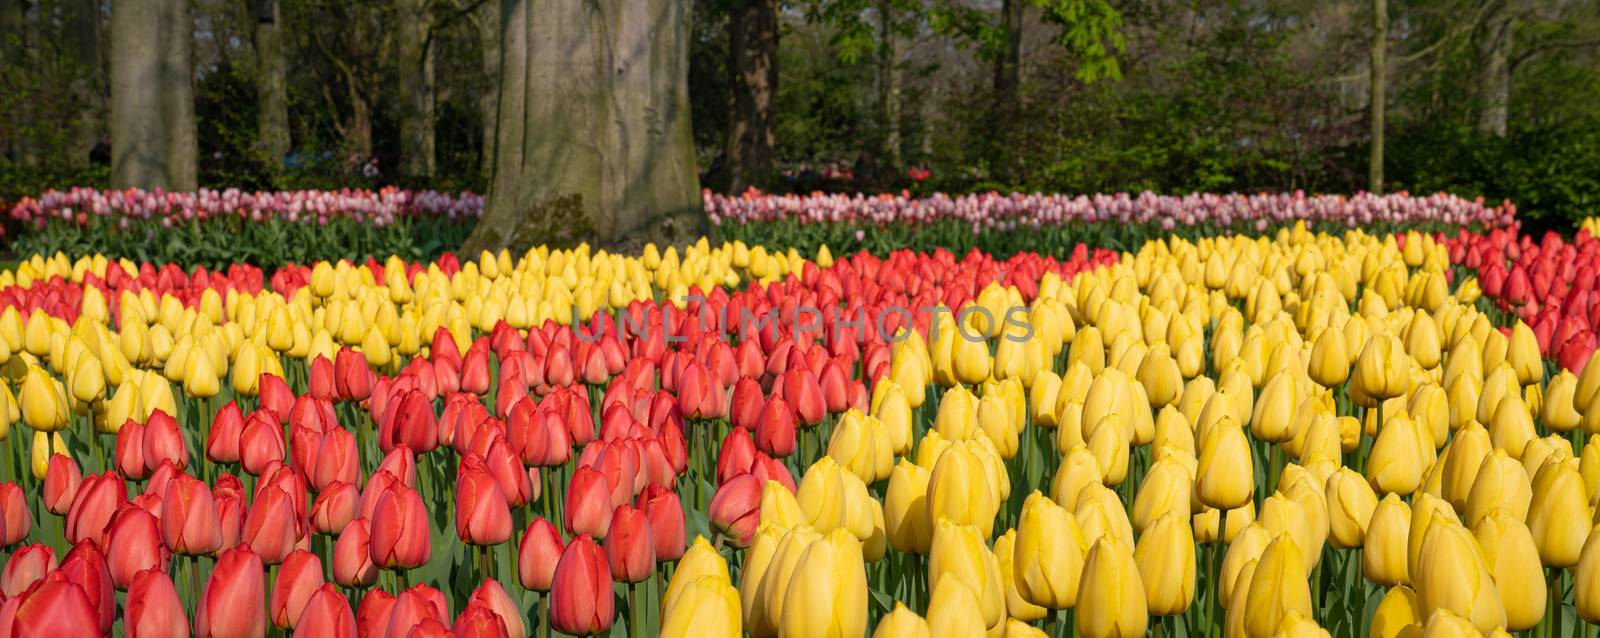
[161,0,197,190]
[878,0,901,172]
[476,0,500,181]
[110,0,167,187]
[1477,4,1512,137]
[66,0,104,160]
[725,0,778,193]
[993,0,1023,98]
[465,0,701,253]
[1368,0,1387,194]
[256,0,291,165]
[397,0,436,179]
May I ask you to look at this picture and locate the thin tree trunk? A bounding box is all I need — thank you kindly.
[993,0,1023,98]
[256,0,290,165]
[725,0,778,193]
[397,0,435,179]
[66,0,103,161]
[878,1,901,172]
[1477,6,1512,137]
[465,0,701,253]
[476,0,500,182]
[161,0,197,190]
[1368,0,1387,194]
[110,0,167,188]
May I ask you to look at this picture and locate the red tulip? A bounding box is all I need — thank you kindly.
[467,580,525,638]
[456,455,514,546]
[1507,264,1532,305]
[377,446,419,488]
[782,368,826,426]
[520,407,572,468]
[0,544,56,597]
[246,483,303,566]
[126,569,190,638]
[161,472,222,556]
[58,541,115,634]
[271,550,325,630]
[356,589,398,638]
[143,409,189,470]
[754,395,797,457]
[312,428,361,492]
[144,460,181,501]
[716,428,758,484]
[442,393,491,454]
[452,605,510,638]
[549,535,614,636]
[333,518,378,588]
[389,390,440,455]
[637,485,685,561]
[385,585,451,638]
[461,343,493,396]
[749,453,796,492]
[708,472,762,547]
[258,375,295,424]
[545,343,576,389]
[605,505,655,583]
[196,546,266,638]
[407,619,456,638]
[67,471,126,546]
[214,474,247,551]
[729,377,764,431]
[517,517,564,592]
[106,505,170,590]
[309,355,337,401]
[43,453,82,515]
[312,480,360,536]
[484,438,533,508]
[565,467,614,539]
[335,348,375,401]
[819,359,851,413]
[0,483,28,547]
[294,584,357,638]
[116,419,151,480]
[3,574,99,637]
[240,411,287,476]
[370,484,432,570]
[676,363,722,420]
[207,401,246,464]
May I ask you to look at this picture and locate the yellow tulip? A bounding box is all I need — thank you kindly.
[1414,514,1506,633]
[929,520,1004,632]
[926,442,998,539]
[760,480,806,534]
[183,349,220,398]
[1405,312,1442,370]
[1134,511,1194,615]
[1136,345,1183,408]
[1545,370,1582,433]
[756,526,822,637]
[975,393,1016,461]
[1574,525,1600,623]
[1242,534,1314,638]
[1370,586,1422,638]
[1001,619,1048,638]
[1441,423,1492,511]
[1507,322,1543,385]
[1470,512,1545,630]
[1326,467,1378,549]
[1365,494,1412,586]
[19,365,69,432]
[1419,609,1484,638]
[1366,411,1427,496]
[1050,447,1102,510]
[1251,371,1298,443]
[1463,450,1531,527]
[661,575,741,638]
[739,527,782,637]
[872,604,932,638]
[1197,417,1254,509]
[871,380,914,455]
[1487,394,1537,460]
[1013,491,1086,610]
[30,430,50,479]
[1086,418,1130,487]
[1192,502,1255,544]
[779,528,869,638]
[1075,537,1147,638]
[1353,335,1408,407]
[951,333,992,386]
[1528,459,1589,567]
[993,530,1047,622]
[924,578,990,638]
[885,460,932,554]
[935,385,978,442]
[829,410,894,483]
[1131,457,1192,533]
[1308,326,1349,388]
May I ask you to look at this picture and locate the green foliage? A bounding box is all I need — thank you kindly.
[1385,124,1600,232]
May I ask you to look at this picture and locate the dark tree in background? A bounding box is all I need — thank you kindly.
[725,0,780,192]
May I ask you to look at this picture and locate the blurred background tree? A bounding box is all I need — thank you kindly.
[1,0,1598,236]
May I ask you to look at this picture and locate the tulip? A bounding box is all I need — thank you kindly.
[271,550,325,630]
[993,530,1047,622]
[1196,417,1253,509]
[924,578,990,638]
[467,579,526,638]
[925,442,998,539]
[1,543,56,597]
[660,574,742,638]
[311,481,360,536]
[566,466,614,539]
[780,528,870,638]
[457,455,514,546]
[1364,494,1411,586]
[1309,326,1349,388]
[106,505,169,590]
[242,483,299,565]
[324,517,372,587]
[42,452,81,515]
[207,402,245,464]
[295,585,357,638]
[929,520,1004,631]
[144,409,189,470]
[1130,457,1191,534]
[709,473,762,547]
[1415,513,1507,633]
[1242,533,1315,638]
[1134,511,1195,615]
[758,478,805,534]
[1471,512,1545,630]
[0,482,33,546]
[356,590,398,638]
[66,470,125,546]
[1370,585,1421,638]
[196,546,266,638]
[239,412,286,476]
[370,483,432,570]
[19,365,69,431]
[4,574,99,637]
[755,395,797,457]
[550,534,614,636]
[1076,537,1146,638]
[1013,491,1087,610]
[518,517,565,592]
[126,569,190,638]
[638,485,686,560]
[1353,335,1408,406]
[872,603,932,638]
[386,585,451,638]
[1463,450,1531,526]
[606,504,656,583]
[885,459,933,554]
[1326,467,1378,549]
[1366,411,1426,496]
[1528,459,1588,567]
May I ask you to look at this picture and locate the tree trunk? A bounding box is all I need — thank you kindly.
[1368,0,1387,194]
[465,0,701,253]
[110,0,168,187]
[161,0,197,190]
[66,0,103,161]
[397,0,435,179]
[348,95,373,161]
[1477,5,1512,138]
[993,0,1023,98]
[725,0,778,193]
[476,0,499,181]
[878,1,901,172]
[256,0,290,165]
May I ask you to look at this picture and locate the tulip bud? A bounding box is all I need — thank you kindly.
[1197,417,1253,509]
[1076,537,1147,638]
[872,603,931,638]
[1013,491,1086,610]
[271,550,325,630]
[126,569,188,638]
[551,535,615,636]
[929,520,1004,631]
[518,517,564,592]
[1472,512,1545,630]
[1242,534,1314,638]
[1326,467,1378,549]
[606,505,656,583]
[1528,459,1588,567]
[1415,513,1507,633]
[924,577,990,638]
[1134,511,1195,616]
[196,546,266,638]
[1364,494,1411,586]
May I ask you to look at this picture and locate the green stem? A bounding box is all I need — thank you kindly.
[628,581,641,638]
